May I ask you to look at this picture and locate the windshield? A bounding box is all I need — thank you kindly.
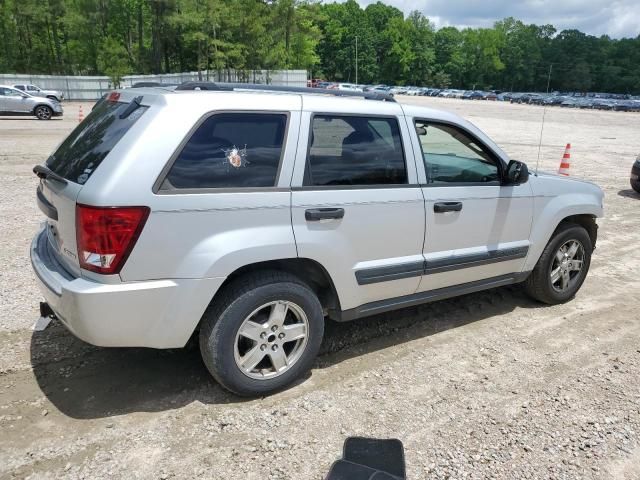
[46,99,147,184]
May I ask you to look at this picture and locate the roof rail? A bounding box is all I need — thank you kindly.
[175,82,396,102]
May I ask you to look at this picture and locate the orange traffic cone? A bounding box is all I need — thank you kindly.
[78,104,84,123]
[558,143,571,176]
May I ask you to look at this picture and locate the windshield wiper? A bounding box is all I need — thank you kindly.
[33,164,68,185]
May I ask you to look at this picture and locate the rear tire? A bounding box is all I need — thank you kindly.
[199,271,324,396]
[524,223,592,304]
[34,105,52,120]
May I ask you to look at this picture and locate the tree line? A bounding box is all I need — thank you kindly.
[1,0,639,93]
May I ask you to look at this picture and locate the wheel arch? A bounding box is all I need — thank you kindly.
[525,199,601,272]
[210,258,341,321]
[555,214,598,249]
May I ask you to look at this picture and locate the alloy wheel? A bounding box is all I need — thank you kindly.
[35,106,52,120]
[234,300,309,380]
[549,239,585,293]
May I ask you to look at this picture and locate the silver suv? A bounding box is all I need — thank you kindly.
[0,85,63,120]
[31,84,603,396]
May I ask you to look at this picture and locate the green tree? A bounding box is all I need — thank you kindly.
[0,0,638,94]
[97,36,132,85]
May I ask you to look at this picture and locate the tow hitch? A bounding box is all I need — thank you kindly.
[34,302,56,331]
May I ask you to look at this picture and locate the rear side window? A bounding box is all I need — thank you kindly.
[305,115,406,186]
[46,99,147,184]
[162,113,287,190]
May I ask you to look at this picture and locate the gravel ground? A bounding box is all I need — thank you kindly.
[1,98,639,479]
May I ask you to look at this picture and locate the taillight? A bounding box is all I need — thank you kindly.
[76,204,150,275]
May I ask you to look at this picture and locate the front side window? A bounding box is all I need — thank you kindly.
[163,113,287,190]
[305,115,406,186]
[415,121,500,184]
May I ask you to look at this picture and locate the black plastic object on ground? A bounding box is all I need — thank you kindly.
[325,437,406,480]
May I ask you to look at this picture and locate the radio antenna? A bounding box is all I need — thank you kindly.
[535,105,547,176]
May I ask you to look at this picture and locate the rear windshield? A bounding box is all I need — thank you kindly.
[46,99,147,184]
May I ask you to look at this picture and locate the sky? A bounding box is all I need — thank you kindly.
[353,0,640,39]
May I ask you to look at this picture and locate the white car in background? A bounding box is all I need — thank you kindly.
[13,84,64,102]
[336,83,362,92]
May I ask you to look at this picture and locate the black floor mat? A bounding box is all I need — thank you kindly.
[369,472,402,480]
[325,437,406,480]
[325,460,381,480]
[343,437,406,478]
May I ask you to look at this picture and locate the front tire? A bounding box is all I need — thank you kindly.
[34,105,53,120]
[524,223,592,304]
[199,271,324,396]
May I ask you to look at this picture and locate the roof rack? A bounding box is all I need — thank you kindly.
[174,82,396,102]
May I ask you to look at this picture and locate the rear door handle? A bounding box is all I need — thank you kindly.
[434,201,463,213]
[305,208,345,221]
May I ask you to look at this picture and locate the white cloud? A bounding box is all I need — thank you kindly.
[352,0,640,38]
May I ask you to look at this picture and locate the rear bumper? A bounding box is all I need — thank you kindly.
[30,227,224,348]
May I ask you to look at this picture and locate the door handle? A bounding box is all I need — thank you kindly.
[434,201,463,213]
[305,208,345,221]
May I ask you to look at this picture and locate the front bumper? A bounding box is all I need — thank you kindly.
[30,227,224,348]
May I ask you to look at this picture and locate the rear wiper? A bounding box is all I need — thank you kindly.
[119,95,143,119]
[33,164,68,185]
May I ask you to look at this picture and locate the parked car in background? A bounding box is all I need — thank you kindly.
[13,84,64,102]
[462,91,484,100]
[631,155,640,194]
[613,100,640,112]
[371,85,393,96]
[0,85,63,119]
[543,95,566,106]
[528,95,546,105]
[390,86,407,95]
[515,93,543,104]
[591,99,615,110]
[336,83,362,92]
[560,98,579,108]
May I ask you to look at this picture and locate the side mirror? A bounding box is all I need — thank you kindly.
[505,160,529,185]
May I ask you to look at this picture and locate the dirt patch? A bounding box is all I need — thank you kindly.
[1,98,639,479]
